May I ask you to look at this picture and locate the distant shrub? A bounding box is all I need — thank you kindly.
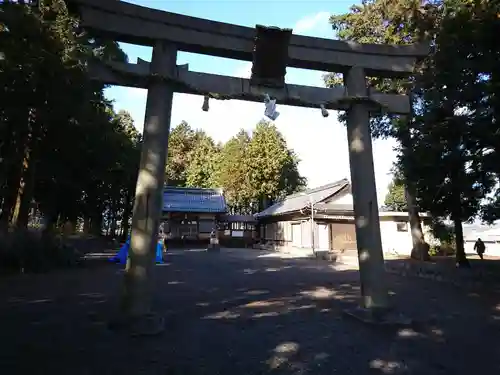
[0,229,82,274]
[429,242,456,257]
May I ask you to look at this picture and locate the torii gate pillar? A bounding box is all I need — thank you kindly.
[344,66,388,313]
[119,41,176,333]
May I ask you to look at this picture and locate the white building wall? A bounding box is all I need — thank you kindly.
[464,228,500,257]
[263,209,434,258]
[333,193,353,205]
[379,219,413,257]
[464,241,500,257]
[332,193,419,256]
[379,215,434,257]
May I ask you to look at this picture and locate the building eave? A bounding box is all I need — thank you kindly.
[255,209,432,220]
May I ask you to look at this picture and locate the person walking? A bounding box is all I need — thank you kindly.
[473,238,486,260]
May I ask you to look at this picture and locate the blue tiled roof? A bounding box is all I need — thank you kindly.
[162,186,227,213]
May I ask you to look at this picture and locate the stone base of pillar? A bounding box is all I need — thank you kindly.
[108,312,165,337]
[342,306,414,328]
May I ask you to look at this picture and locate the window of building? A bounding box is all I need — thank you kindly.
[229,222,255,231]
[396,222,408,232]
[231,222,244,230]
[218,222,230,231]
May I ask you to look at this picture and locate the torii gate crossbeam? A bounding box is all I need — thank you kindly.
[71,0,427,77]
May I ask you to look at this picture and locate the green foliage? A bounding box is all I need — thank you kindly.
[165,121,223,188]
[166,121,306,214]
[185,132,220,189]
[166,121,198,186]
[245,121,306,204]
[0,0,306,247]
[324,1,444,136]
[217,130,253,212]
[430,219,454,243]
[0,0,140,239]
[383,178,407,211]
[325,0,500,265]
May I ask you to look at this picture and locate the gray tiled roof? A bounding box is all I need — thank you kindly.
[162,186,227,213]
[254,178,350,218]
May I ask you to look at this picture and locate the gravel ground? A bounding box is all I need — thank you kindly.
[0,248,499,375]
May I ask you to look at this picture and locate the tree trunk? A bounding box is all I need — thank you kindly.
[451,175,469,267]
[42,206,59,237]
[0,130,25,229]
[121,193,132,241]
[453,215,469,267]
[83,217,91,234]
[109,199,118,238]
[11,140,37,229]
[91,213,102,236]
[16,174,34,229]
[110,216,117,238]
[105,209,111,236]
[450,169,469,267]
[0,164,23,230]
[400,117,429,261]
[10,182,23,228]
[405,186,430,261]
[449,136,470,268]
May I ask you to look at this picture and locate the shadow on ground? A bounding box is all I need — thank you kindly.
[0,248,499,374]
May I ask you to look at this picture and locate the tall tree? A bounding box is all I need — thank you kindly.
[383,178,407,212]
[403,0,499,265]
[326,0,492,263]
[245,121,306,212]
[324,0,444,261]
[0,0,139,239]
[328,0,500,264]
[165,121,197,187]
[217,130,252,213]
[185,131,220,188]
[171,121,307,214]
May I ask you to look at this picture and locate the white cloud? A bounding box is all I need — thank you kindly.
[233,62,252,79]
[294,12,330,35]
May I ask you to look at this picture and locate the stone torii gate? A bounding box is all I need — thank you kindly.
[69,0,428,332]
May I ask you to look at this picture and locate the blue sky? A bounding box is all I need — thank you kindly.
[104,0,397,204]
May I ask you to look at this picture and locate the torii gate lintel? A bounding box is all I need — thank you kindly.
[88,59,411,114]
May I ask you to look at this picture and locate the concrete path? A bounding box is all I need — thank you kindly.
[0,248,499,374]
